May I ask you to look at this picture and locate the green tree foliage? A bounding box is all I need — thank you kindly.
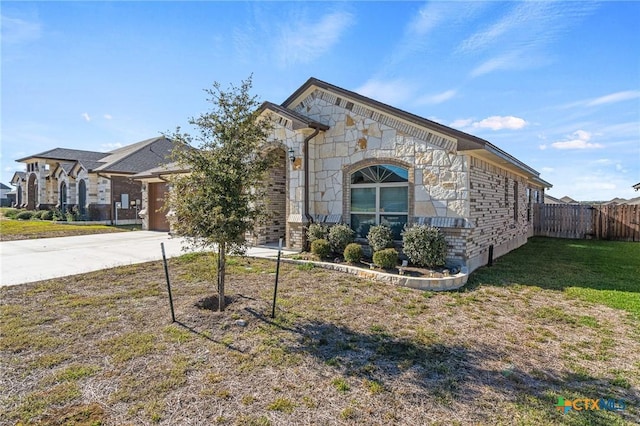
[167,76,276,311]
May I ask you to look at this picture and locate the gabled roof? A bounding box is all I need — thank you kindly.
[16,148,106,163]
[544,194,566,204]
[560,196,579,204]
[92,137,175,174]
[15,136,179,175]
[0,183,11,190]
[52,161,76,177]
[634,182,640,191]
[10,172,26,184]
[282,77,551,188]
[259,101,329,131]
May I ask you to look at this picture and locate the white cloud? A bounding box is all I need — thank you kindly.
[470,52,521,77]
[101,142,123,151]
[450,118,474,129]
[594,158,613,165]
[541,167,554,173]
[461,2,596,77]
[1,15,41,44]
[355,79,414,106]
[450,116,527,131]
[473,116,527,131]
[539,144,547,150]
[586,90,640,106]
[551,130,604,150]
[103,114,113,120]
[277,11,354,67]
[81,113,91,122]
[417,89,457,105]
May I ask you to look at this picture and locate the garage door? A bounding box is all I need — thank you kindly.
[148,183,170,232]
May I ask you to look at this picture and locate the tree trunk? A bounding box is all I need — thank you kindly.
[217,242,226,311]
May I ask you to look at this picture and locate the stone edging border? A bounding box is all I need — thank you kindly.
[269,257,468,291]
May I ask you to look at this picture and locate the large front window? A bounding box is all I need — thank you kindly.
[350,164,408,239]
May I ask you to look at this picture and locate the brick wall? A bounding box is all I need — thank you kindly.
[464,156,543,271]
[254,149,288,245]
[111,176,143,220]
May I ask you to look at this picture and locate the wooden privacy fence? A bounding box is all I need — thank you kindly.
[534,204,640,242]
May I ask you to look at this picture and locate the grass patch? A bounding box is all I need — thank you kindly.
[266,397,295,413]
[98,331,158,363]
[468,237,640,317]
[0,218,128,241]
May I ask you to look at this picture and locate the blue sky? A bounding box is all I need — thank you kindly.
[2,1,639,201]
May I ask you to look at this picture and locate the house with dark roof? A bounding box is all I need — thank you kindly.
[137,77,552,273]
[13,137,178,222]
[0,183,11,207]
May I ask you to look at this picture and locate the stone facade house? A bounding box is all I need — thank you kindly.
[138,77,551,273]
[14,137,178,222]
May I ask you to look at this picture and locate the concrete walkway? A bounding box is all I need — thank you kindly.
[0,231,296,287]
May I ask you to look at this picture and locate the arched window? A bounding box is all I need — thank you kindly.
[60,181,67,213]
[350,164,408,239]
[78,180,87,216]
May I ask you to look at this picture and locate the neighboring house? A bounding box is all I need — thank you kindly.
[559,196,579,204]
[544,194,566,205]
[0,183,11,207]
[10,172,26,207]
[14,137,179,222]
[137,77,551,273]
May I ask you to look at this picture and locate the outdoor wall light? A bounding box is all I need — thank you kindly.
[288,147,295,163]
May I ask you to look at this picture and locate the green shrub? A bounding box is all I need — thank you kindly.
[307,223,329,244]
[40,209,54,220]
[328,224,355,254]
[51,207,65,221]
[373,248,398,269]
[402,225,447,268]
[343,243,363,263]
[311,239,331,259]
[367,224,394,252]
[15,210,35,220]
[2,208,21,219]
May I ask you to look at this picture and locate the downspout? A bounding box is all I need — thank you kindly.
[303,127,321,225]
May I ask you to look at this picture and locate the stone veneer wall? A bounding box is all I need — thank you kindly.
[292,89,470,223]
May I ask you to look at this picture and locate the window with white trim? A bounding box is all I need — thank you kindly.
[350,164,408,239]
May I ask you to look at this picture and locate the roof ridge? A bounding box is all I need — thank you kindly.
[94,136,170,172]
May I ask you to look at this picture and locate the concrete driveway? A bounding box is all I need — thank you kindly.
[0,231,292,287]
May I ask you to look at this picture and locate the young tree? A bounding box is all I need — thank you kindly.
[166,76,275,311]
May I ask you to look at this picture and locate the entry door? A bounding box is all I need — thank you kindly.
[148,183,170,232]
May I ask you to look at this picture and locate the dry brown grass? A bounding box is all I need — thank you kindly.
[1,253,639,425]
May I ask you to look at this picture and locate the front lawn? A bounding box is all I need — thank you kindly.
[0,218,135,241]
[1,239,638,425]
